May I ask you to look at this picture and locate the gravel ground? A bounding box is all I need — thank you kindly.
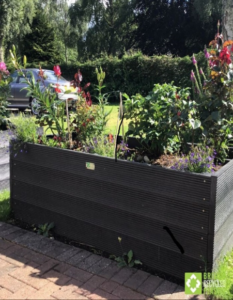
[0,130,11,191]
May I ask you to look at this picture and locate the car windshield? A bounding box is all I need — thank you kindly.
[43,71,66,81]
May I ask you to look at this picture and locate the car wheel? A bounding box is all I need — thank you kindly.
[31,98,40,115]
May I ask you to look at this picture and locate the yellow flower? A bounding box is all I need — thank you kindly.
[118,237,122,243]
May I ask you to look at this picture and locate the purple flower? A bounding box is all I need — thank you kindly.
[207,164,210,168]
[190,152,194,157]
[192,55,197,65]
[190,70,195,82]
[204,48,210,59]
[0,62,7,71]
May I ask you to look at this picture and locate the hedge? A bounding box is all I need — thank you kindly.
[20,52,207,103]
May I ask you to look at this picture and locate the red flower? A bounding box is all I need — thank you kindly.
[108,134,114,142]
[86,92,92,106]
[53,65,61,77]
[175,93,180,100]
[219,47,231,64]
[177,111,181,116]
[82,122,86,127]
[55,84,61,93]
[83,82,90,89]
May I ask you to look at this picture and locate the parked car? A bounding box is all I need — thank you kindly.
[7,69,78,112]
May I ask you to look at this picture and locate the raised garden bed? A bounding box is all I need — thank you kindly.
[10,142,233,280]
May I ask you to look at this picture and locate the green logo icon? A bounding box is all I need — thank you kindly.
[185,273,202,295]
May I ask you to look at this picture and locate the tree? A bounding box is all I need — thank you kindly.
[133,0,220,57]
[0,0,36,61]
[69,0,137,60]
[222,0,233,41]
[22,12,60,63]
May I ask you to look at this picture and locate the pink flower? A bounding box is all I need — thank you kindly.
[204,48,210,59]
[192,55,197,65]
[219,47,231,65]
[190,70,195,82]
[199,68,204,75]
[77,70,83,82]
[86,92,92,106]
[53,65,61,77]
[0,62,7,72]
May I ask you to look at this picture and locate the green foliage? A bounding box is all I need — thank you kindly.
[190,32,233,162]
[70,97,103,143]
[0,69,11,129]
[111,237,142,268]
[24,52,207,103]
[204,248,233,300]
[9,113,38,143]
[36,222,54,237]
[84,135,115,158]
[0,190,10,222]
[22,12,61,64]
[124,83,195,155]
[171,145,216,173]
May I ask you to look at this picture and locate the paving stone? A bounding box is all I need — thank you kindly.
[43,269,71,286]
[51,279,88,300]
[13,232,44,249]
[54,262,71,274]
[0,288,13,299]
[0,222,13,232]
[29,237,56,254]
[100,280,120,293]
[0,254,29,268]
[32,258,59,276]
[112,285,146,299]
[3,228,27,241]
[111,266,136,284]
[9,267,49,290]
[43,240,71,258]
[77,254,103,271]
[0,274,26,293]
[0,259,18,277]
[66,249,92,266]
[98,262,120,280]
[89,288,121,299]
[8,286,37,299]
[26,281,60,299]
[64,266,93,283]
[0,227,19,238]
[124,269,150,290]
[56,247,82,262]
[0,239,13,249]
[80,275,106,295]
[22,251,50,265]
[152,280,178,299]
[168,286,189,300]
[137,275,164,296]
[87,257,112,275]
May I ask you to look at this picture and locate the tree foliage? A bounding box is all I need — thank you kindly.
[0,0,36,60]
[22,12,60,63]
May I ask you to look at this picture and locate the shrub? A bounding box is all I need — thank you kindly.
[12,51,207,103]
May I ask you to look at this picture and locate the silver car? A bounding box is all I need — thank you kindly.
[7,69,78,111]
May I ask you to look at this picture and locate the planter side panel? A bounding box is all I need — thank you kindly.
[214,160,233,263]
[10,143,212,279]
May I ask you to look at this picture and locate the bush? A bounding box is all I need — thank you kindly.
[14,51,207,103]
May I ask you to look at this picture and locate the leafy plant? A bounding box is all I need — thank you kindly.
[10,47,71,143]
[36,222,54,237]
[0,62,11,129]
[111,237,142,268]
[83,135,115,158]
[9,113,39,143]
[170,145,216,173]
[190,22,233,162]
[124,83,198,155]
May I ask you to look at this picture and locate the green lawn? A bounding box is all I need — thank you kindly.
[104,104,129,135]
[204,248,233,299]
[0,189,10,221]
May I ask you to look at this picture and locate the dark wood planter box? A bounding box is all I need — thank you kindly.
[10,142,233,280]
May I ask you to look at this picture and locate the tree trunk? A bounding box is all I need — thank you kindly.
[0,37,4,61]
[222,0,233,41]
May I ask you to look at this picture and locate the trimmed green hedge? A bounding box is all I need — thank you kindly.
[22,52,207,102]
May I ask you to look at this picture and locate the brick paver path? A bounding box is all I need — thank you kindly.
[0,222,205,299]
